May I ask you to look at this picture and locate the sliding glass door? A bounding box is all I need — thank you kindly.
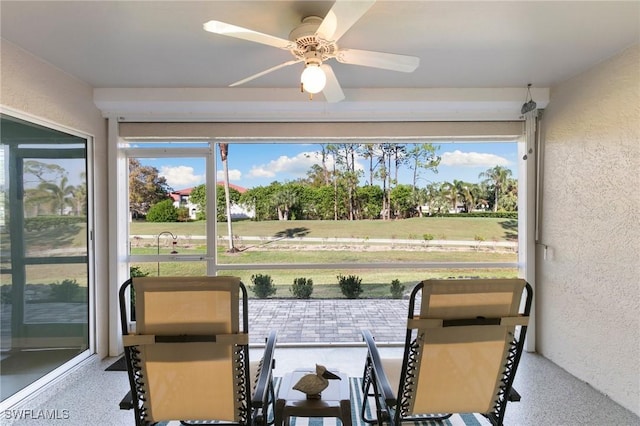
[0,114,92,403]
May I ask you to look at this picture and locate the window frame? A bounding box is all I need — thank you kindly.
[0,107,96,409]
[112,125,534,353]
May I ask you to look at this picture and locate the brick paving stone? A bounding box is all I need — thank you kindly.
[0,299,410,346]
[247,299,408,345]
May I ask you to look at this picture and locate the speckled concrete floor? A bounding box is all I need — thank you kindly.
[3,300,638,425]
[3,348,638,425]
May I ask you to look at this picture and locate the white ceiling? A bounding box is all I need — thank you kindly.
[1,1,639,120]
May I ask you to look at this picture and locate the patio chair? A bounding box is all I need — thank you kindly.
[119,276,277,426]
[361,278,532,426]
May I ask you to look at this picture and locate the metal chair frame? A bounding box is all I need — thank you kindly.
[361,279,533,426]
[119,277,277,426]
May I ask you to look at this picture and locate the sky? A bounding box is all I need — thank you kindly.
[139,142,518,191]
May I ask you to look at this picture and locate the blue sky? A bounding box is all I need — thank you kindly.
[141,142,518,191]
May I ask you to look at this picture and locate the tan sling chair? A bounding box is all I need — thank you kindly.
[119,276,277,426]
[361,279,532,426]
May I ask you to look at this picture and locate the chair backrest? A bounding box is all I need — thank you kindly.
[401,278,529,416]
[122,276,249,423]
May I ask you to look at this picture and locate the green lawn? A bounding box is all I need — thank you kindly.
[131,262,518,299]
[129,217,518,299]
[7,217,518,298]
[130,216,518,242]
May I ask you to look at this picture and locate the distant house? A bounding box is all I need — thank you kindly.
[169,187,196,218]
[169,182,255,220]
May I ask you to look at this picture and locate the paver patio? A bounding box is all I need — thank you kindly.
[1,299,410,346]
[248,299,409,345]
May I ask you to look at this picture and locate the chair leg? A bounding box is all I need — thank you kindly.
[361,357,388,426]
[361,371,378,425]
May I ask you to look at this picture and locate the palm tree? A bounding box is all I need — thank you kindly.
[272,187,297,220]
[73,172,87,215]
[424,182,449,215]
[440,181,460,213]
[219,143,237,252]
[38,176,75,215]
[479,166,512,212]
[498,177,519,211]
[410,187,428,217]
[450,180,480,213]
[24,187,53,216]
[460,182,481,213]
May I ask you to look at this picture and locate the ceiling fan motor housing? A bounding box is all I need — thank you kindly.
[289,16,337,61]
[203,1,417,102]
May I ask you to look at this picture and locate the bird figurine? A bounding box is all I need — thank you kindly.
[292,364,341,399]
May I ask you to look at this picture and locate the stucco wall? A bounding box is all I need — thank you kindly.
[0,39,109,357]
[538,44,640,415]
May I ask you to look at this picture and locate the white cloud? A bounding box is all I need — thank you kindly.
[247,151,334,179]
[440,150,510,168]
[160,166,204,189]
[216,169,242,181]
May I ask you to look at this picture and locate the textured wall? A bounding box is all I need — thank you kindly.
[538,44,640,415]
[1,39,109,357]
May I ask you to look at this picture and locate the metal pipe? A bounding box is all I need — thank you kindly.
[156,231,178,276]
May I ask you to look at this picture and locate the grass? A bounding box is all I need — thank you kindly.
[4,217,519,299]
[130,216,518,242]
[130,263,518,299]
[130,217,519,298]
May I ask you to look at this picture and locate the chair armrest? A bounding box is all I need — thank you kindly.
[251,330,277,408]
[362,329,397,407]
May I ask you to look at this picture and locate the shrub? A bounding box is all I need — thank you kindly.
[146,199,178,222]
[176,206,190,222]
[290,277,313,299]
[1,286,11,304]
[129,266,149,278]
[50,279,83,302]
[425,211,517,219]
[423,233,434,241]
[390,279,405,299]
[24,216,85,232]
[128,266,149,321]
[337,274,363,299]
[250,274,277,299]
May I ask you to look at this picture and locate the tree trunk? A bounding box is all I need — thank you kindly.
[387,152,393,219]
[333,162,338,221]
[219,143,237,252]
[320,144,330,185]
[369,155,374,185]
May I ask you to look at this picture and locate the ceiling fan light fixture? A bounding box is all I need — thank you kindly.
[205,0,419,102]
[301,64,326,94]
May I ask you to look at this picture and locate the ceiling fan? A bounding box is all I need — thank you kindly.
[203,0,419,102]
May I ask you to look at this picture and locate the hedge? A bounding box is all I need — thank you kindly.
[24,216,86,232]
[425,212,517,219]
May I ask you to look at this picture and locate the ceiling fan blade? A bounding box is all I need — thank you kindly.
[229,59,302,87]
[203,20,294,50]
[316,0,376,42]
[321,64,345,103]
[336,48,420,72]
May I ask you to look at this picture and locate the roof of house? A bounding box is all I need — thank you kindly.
[218,182,248,194]
[169,182,248,200]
